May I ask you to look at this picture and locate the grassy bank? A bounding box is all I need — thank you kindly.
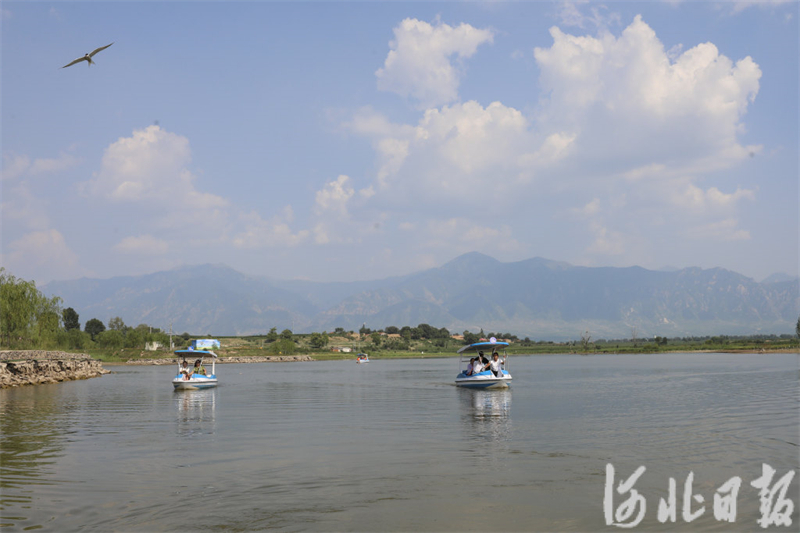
[7,331,796,364]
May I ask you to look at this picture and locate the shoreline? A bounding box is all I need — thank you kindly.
[0,351,110,389]
[108,347,798,365]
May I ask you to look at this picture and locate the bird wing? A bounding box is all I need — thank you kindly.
[88,42,114,58]
[62,56,87,68]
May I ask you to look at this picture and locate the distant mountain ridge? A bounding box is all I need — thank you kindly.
[42,253,799,340]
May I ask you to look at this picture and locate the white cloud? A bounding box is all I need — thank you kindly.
[571,198,601,217]
[1,182,50,231]
[729,0,795,14]
[1,154,31,181]
[113,235,170,255]
[688,218,751,241]
[233,208,310,249]
[533,15,761,171]
[314,175,355,218]
[675,183,756,211]
[2,152,79,181]
[376,18,494,108]
[423,218,521,253]
[335,14,773,278]
[2,229,82,282]
[29,153,80,175]
[86,125,227,209]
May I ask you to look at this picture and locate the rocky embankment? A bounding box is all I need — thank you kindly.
[126,355,314,365]
[0,351,110,389]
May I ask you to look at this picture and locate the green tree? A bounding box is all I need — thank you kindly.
[108,316,127,331]
[62,307,80,331]
[97,329,125,349]
[371,331,382,348]
[270,338,295,355]
[85,318,106,341]
[266,327,278,342]
[280,329,293,340]
[308,332,329,349]
[796,315,800,340]
[0,268,62,348]
[462,330,479,344]
[385,326,399,334]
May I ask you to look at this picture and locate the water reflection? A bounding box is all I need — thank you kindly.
[459,388,512,445]
[0,387,70,530]
[174,388,216,437]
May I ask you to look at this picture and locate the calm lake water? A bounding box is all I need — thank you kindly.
[1,353,797,532]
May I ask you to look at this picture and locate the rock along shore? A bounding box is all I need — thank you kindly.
[0,351,110,389]
[125,355,314,365]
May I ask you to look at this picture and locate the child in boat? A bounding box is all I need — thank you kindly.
[466,357,476,375]
[180,360,191,380]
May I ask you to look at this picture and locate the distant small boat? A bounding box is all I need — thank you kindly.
[356,353,369,364]
[173,348,218,390]
[455,339,512,389]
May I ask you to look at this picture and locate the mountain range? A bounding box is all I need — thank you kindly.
[42,252,799,341]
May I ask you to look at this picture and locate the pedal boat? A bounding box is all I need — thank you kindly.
[356,353,370,363]
[455,340,511,389]
[173,349,218,390]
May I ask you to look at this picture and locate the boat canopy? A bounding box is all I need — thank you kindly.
[175,349,218,358]
[457,341,509,354]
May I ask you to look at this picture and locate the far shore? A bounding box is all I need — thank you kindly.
[103,347,798,365]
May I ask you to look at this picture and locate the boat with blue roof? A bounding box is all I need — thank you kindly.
[455,338,511,389]
[172,339,220,390]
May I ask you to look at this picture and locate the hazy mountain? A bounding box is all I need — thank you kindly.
[42,253,800,340]
[761,272,799,284]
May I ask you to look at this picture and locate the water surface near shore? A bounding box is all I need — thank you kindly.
[1,353,797,531]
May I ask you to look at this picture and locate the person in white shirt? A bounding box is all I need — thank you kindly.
[473,352,486,374]
[488,352,505,377]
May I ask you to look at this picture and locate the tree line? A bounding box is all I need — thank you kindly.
[0,269,179,351]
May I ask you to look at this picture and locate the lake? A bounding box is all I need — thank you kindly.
[1,353,797,531]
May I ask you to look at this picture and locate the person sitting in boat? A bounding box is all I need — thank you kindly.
[473,353,486,374]
[466,357,476,375]
[180,360,192,380]
[488,352,506,377]
[193,359,206,376]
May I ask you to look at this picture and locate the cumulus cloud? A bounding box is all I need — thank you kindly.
[86,125,227,209]
[674,183,756,212]
[233,207,310,249]
[314,175,355,218]
[687,218,751,241]
[376,18,494,108]
[533,15,762,170]
[2,152,79,181]
[348,14,765,269]
[2,229,82,282]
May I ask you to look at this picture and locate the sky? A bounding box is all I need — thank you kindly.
[1,1,798,286]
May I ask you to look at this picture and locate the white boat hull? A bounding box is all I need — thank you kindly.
[172,375,218,390]
[455,370,511,389]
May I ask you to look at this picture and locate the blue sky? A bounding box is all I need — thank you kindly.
[2,1,798,285]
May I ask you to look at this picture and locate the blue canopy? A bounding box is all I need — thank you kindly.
[457,341,509,354]
[175,349,218,358]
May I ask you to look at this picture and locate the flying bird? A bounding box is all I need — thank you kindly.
[62,42,114,68]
